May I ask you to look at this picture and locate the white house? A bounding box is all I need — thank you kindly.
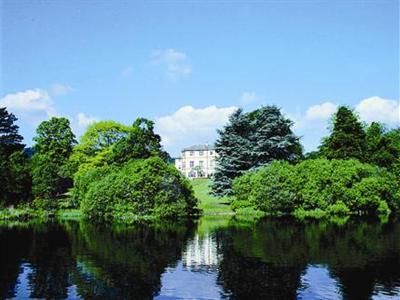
[175,144,217,178]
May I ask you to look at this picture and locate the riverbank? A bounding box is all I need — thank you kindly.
[0,206,82,223]
[0,179,234,223]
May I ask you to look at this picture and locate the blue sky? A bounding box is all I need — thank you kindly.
[1,0,399,155]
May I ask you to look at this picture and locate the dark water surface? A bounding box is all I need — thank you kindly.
[1,217,399,299]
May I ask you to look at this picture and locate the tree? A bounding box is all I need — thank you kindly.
[212,106,302,196]
[212,109,252,196]
[32,117,76,200]
[320,106,366,160]
[0,108,31,206]
[79,120,131,155]
[367,126,400,172]
[0,107,24,155]
[109,118,167,165]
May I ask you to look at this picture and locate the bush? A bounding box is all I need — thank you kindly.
[232,158,400,217]
[232,161,297,213]
[80,157,198,222]
[326,201,350,216]
[71,164,114,208]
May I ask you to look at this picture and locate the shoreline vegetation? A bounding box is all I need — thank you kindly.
[1,105,399,225]
[0,178,396,225]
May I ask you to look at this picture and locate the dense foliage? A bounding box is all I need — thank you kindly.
[0,108,31,206]
[320,106,366,160]
[81,157,198,222]
[232,159,400,217]
[1,103,399,223]
[70,118,197,222]
[319,107,400,172]
[31,117,76,201]
[212,106,302,196]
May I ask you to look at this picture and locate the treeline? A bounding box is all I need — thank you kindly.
[1,103,399,221]
[0,108,197,222]
[213,105,400,217]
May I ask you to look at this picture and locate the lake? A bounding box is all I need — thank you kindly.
[1,217,399,299]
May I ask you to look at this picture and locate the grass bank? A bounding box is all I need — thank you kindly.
[191,178,234,216]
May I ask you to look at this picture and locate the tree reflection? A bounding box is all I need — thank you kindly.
[216,218,400,299]
[0,218,399,299]
[65,221,195,299]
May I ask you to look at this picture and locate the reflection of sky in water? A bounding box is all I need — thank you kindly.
[156,262,229,300]
[372,284,400,300]
[12,263,32,299]
[297,264,342,300]
[10,262,82,300]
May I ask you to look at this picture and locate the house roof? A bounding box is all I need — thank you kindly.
[182,144,215,151]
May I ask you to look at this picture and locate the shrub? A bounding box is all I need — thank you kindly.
[71,164,114,208]
[232,158,400,218]
[232,161,296,213]
[81,157,198,222]
[326,201,350,216]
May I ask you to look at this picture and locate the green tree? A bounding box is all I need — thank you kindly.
[212,106,301,196]
[363,123,400,172]
[81,157,198,222]
[320,106,366,160]
[0,107,24,155]
[0,108,31,206]
[32,117,76,200]
[67,121,130,176]
[79,120,130,155]
[109,118,167,164]
[212,109,252,196]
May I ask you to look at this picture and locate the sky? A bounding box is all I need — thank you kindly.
[1,0,399,156]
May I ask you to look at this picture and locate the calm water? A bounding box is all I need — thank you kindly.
[1,217,399,300]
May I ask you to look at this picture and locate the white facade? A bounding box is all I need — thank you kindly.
[175,145,217,178]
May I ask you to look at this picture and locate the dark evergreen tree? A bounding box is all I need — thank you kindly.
[32,117,76,200]
[320,106,366,160]
[212,109,252,196]
[247,106,302,167]
[0,107,24,155]
[212,106,302,196]
[0,107,31,206]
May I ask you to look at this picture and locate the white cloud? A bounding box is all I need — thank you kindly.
[305,102,337,121]
[71,113,99,137]
[0,89,57,124]
[152,48,191,80]
[240,91,261,104]
[356,96,400,125]
[50,83,74,96]
[155,105,237,154]
[77,112,98,128]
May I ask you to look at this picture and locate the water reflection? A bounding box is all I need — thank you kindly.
[0,218,399,299]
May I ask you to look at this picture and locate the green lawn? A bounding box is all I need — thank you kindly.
[191,178,234,215]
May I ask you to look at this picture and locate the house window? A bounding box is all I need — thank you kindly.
[190,161,194,168]
[210,160,214,167]
[182,162,186,169]
[199,161,204,168]
[199,151,204,156]
[190,151,194,156]
[210,151,213,155]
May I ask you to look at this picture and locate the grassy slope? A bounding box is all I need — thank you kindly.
[191,178,234,216]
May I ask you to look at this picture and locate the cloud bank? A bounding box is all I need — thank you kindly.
[0,88,98,140]
[155,105,237,155]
